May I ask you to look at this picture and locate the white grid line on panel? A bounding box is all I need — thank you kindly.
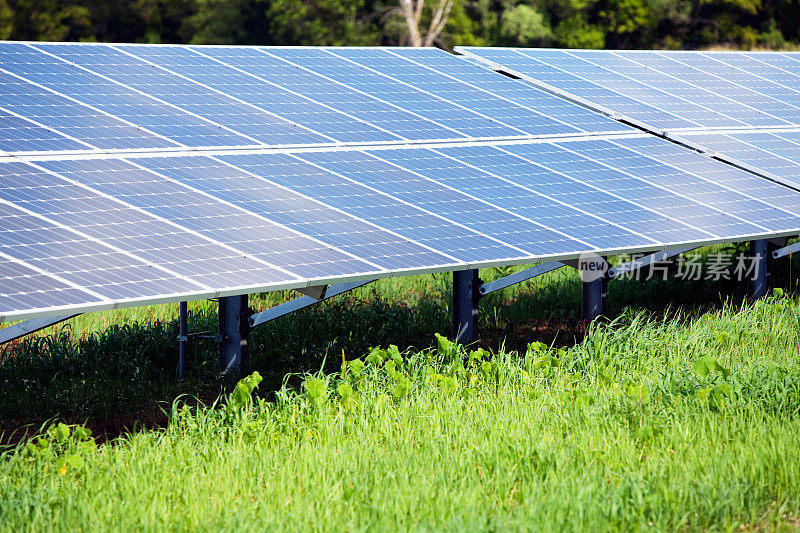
[13,46,188,148]
[25,159,309,284]
[383,48,632,136]
[678,132,800,178]
[493,142,726,241]
[254,49,472,141]
[317,49,538,138]
[0,130,645,160]
[186,47,408,143]
[361,150,615,250]
[692,52,800,108]
[0,104,98,151]
[454,49,675,135]
[290,153,539,258]
[553,50,774,128]
[28,44,266,149]
[422,145,680,246]
[0,249,113,303]
[0,187,212,291]
[669,133,800,193]
[208,155,468,265]
[108,45,343,145]
[598,51,799,127]
[604,136,800,217]
[120,157,390,275]
[550,141,777,238]
[8,132,653,163]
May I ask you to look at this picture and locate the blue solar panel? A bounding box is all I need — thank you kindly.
[564,137,800,233]
[0,257,104,315]
[458,48,800,131]
[1,42,274,149]
[0,195,201,300]
[404,144,708,246]
[3,42,800,321]
[0,70,178,150]
[36,157,382,280]
[213,153,530,264]
[391,47,628,134]
[295,149,594,256]
[459,47,800,195]
[329,48,584,137]
[0,109,89,152]
[189,46,465,142]
[28,43,330,147]
[133,154,465,270]
[117,45,405,144]
[457,48,698,130]
[681,131,800,190]
[0,161,301,289]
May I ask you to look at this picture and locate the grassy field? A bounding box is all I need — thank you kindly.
[1,246,799,530]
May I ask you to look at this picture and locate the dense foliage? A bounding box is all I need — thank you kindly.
[2,294,800,529]
[0,0,797,50]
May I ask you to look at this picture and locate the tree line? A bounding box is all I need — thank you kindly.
[0,0,797,51]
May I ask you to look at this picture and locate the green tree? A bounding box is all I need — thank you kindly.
[499,3,552,46]
[0,0,90,41]
[266,0,380,45]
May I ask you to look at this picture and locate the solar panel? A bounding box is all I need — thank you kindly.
[2,43,800,322]
[458,47,800,191]
[457,48,800,131]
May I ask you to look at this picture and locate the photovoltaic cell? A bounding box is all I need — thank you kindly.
[30,43,329,147]
[192,46,465,142]
[458,48,800,131]
[457,48,698,130]
[118,45,402,144]
[0,109,89,152]
[0,197,201,300]
[296,149,593,255]
[389,47,629,133]
[680,131,800,189]
[133,154,463,270]
[0,161,299,289]
[36,157,382,279]
[0,257,104,315]
[215,153,527,264]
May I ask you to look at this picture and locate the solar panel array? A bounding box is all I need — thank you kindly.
[457,47,800,189]
[2,43,800,322]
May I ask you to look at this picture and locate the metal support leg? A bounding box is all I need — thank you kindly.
[452,269,480,343]
[178,301,188,383]
[581,257,608,321]
[217,294,250,377]
[749,239,768,300]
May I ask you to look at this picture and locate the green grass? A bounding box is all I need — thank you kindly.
[1,246,799,530]
[1,294,800,530]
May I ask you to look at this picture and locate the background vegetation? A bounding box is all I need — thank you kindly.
[0,0,797,52]
[1,249,800,529]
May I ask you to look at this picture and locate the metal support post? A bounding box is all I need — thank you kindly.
[178,301,188,383]
[452,269,480,343]
[749,239,768,300]
[580,256,608,321]
[0,313,79,345]
[249,280,373,328]
[217,294,250,377]
[478,261,565,295]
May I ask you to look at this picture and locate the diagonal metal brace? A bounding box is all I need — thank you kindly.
[772,240,800,260]
[249,280,374,328]
[608,247,698,279]
[478,262,565,295]
[0,314,80,345]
